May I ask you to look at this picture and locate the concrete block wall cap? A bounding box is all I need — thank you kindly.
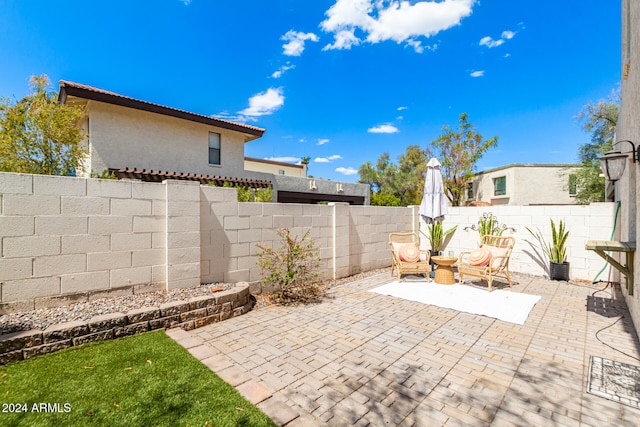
[127,307,161,323]
[0,329,44,341]
[188,295,217,310]
[43,320,88,332]
[215,289,239,305]
[159,301,191,316]
[87,313,127,333]
[0,330,44,354]
[88,312,127,322]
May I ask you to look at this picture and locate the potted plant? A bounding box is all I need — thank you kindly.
[464,212,516,243]
[526,219,570,281]
[422,222,458,257]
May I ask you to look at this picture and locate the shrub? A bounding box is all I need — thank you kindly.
[371,192,401,206]
[256,228,324,304]
[254,186,273,202]
[213,182,273,202]
[90,169,118,180]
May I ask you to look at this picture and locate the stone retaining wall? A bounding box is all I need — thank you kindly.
[0,284,251,365]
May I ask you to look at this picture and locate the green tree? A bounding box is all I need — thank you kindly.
[426,112,498,206]
[300,156,310,177]
[0,75,87,175]
[358,145,426,206]
[570,90,619,204]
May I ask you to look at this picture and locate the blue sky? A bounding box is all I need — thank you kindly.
[0,0,621,182]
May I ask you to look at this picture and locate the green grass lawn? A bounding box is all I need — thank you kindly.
[0,330,278,427]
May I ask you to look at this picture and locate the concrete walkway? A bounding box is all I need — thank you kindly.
[169,272,640,426]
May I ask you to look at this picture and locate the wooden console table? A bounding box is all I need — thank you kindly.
[585,240,635,295]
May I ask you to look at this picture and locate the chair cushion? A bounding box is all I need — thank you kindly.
[398,243,420,262]
[488,246,509,270]
[468,246,492,266]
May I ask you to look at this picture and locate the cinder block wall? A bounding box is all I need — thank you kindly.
[1,172,620,313]
[200,200,416,283]
[200,192,338,283]
[0,173,168,312]
[420,204,618,281]
[347,205,419,276]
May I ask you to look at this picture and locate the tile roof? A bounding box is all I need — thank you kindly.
[110,167,271,188]
[58,80,265,139]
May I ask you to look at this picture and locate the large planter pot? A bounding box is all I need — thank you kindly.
[429,250,441,278]
[549,261,570,281]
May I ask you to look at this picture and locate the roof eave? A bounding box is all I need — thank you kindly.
[58,82,265,140]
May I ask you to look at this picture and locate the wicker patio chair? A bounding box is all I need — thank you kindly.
[458,235,515,292]
[389,232,431,281]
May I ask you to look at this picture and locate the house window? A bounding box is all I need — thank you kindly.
[569,174,577,196]
[467,182,474,199]
[208,132,221,165]
[494,176,506,196]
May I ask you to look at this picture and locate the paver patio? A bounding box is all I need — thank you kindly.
[170,272,640,426]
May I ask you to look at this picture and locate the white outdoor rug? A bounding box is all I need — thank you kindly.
[370,280,541,325]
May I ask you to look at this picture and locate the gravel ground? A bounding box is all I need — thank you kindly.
[0,268,391,336]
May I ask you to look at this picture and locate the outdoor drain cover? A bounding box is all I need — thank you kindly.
[587,356,640,409]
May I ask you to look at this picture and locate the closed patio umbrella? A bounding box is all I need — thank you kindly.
[419,157,447,224]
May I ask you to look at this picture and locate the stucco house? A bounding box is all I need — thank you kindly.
[58,81,369,204]
[464,163,580,206]
[612,0,640,334]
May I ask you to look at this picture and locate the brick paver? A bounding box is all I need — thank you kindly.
[173,272,640,426]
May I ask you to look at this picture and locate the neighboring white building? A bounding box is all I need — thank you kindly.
[244,157,307,178]
[59,81,369,204]
[464,164,581,206]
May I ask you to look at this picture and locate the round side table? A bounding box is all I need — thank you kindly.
[431,256,457,284]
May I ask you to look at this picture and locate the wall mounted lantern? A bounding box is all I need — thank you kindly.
[598,140,639,182]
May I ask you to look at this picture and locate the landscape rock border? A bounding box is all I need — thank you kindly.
[0,284,252,365]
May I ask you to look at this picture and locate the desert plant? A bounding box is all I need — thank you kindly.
[256,228,324,304]
[421,222,457,253]
[526,218,570,263]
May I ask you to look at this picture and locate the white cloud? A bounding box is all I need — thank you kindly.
[179,0,191,5]
[336,167,358,175]
[317,138,330,145]
[470,70,484,77]
[321,0,475,52]
[405,39,424,53]
[322,29,361,50]
[265,156,300,163]
[281,30,319,56]
[397,106,408,111]
[479,36,503,48]
[315,154,343,163]
[368,123,399,134]
[238,87,285,118]
[271,63,296,78]
[480,30,517,48]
